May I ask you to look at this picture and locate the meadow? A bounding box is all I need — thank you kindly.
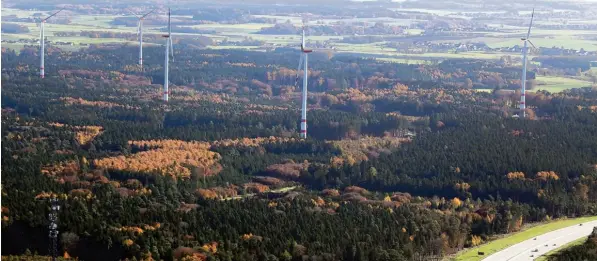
[534,76,593,92]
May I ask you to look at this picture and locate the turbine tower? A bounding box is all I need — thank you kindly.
[132,9,155,67]
[39,8,64,79]
[520,9,535,118]
[162,8,173,102]
[295,25,312,139]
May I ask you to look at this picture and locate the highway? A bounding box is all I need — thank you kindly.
[482,220,597,261]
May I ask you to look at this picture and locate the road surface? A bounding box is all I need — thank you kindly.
[482,220,597,261]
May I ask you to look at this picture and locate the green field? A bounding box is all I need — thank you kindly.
[452,216,597,261]
[534,76,593,92]
[2,7,596,63]
[535,236,588,261]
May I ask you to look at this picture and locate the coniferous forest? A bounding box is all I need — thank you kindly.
[2,42,597,261]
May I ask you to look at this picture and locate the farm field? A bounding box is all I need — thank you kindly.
[4,6,596,61]
[534,76,593,92]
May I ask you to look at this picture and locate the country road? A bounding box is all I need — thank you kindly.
[482,220,597,261]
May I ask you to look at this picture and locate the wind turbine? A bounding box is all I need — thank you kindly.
[131,9,155,67]
[162,8,174,102]
[520,9,535,118]
[39,8,65,79]
[294,25,312,139]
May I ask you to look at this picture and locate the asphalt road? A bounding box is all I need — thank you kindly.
[482,220,597,261]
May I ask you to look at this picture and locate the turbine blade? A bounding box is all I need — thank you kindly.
[141,9,156,19]
[295,54,304,88]
[526,8,534,40]
[301,26,306,50]
[169,38,174,60]
[127,8,141,18]
[527,40,536,49]
[168,8,171,35]
[45,8,65,20]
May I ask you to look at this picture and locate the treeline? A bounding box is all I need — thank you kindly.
[257,22,404,36]
[1,23,30,34]
[1,44,532,91]
[80,31,137,39]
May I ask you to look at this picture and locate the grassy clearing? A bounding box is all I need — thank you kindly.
[452,216,597,261]
[376,57,434,64]
[535,236,588,261]
[206,45,261,50]
[534,76,593,93]
[474,89,494,93]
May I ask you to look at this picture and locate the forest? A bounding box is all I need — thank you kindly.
[1,41,597,261]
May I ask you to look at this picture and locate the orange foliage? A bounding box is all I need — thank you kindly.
[344,186,369,195]
[60,97,137,110]
[41,160,79,178]
[48,123,103,145]
[383,195,392,202]
[211,186,238,198]
[536,171,560,181]
[241,233,254,240]
[74,126,103,145]
[212,136,297,148]
[391,192,412,203]
[265,162,309,178]
[181,253,207,261]
[196,189,218,200]
[507,172,526,180]
[34,192,68,200]
[329,136,410,165]
[116,226,144,235]
[454,182,471,191]
[451,198,462,208]
[143,223,161,231]
[471,235,483,246]
[69,189,93,199]
[328,202,340,209]
[322,189,340,197]
[173,247,204,261]
[201,242,218,254]
[94,140,221,179]
[311,197,326,207]
[243,183,270,193]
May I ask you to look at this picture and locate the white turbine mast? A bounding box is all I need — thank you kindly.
[295,22,312,139]
[162,8,174,102]
[39,8,65,79]
[130,9,155,67]
[520,9,535,118]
